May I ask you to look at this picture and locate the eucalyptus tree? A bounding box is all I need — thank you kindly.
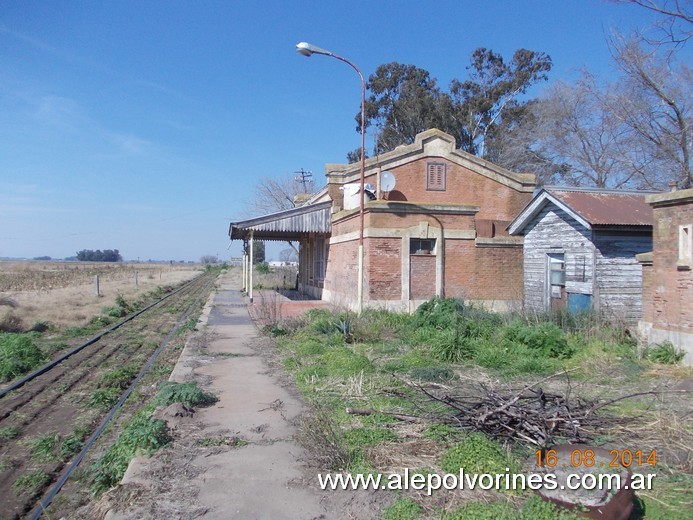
[356,48,552,162]
[448,48,552,157]
[358,62,451,154]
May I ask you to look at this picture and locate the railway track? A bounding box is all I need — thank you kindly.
[0,270,219,519]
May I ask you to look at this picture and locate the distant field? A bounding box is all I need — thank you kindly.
[0,261,203,330]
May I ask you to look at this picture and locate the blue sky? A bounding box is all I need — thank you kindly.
[0,0,667,261]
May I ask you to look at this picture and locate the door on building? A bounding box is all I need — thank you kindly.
[547,253,566,311]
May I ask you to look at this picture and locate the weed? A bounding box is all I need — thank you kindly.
[409,365,454,382]
[154,381,217,408]
[343,427,398,447]
[196,436,248,448]
[0,426,20,440]
[103,295,131,318]
[99,365,138,390]
[445,498,579,520]
[0,310,24,333]
[412,297,464,329]
[0,332,47,382]
[90,410,171,495]
[31,433,61,462]
[319,348,373,378]
[643,341,685,365]
[13,470,51,495]
[423,424,464,444]
[176,315,199,335]
[88,387,122,410]
[59,429,86,460]
[296,406,358,471]
[87,365,137,410]
[255,262,270,274]
[29,321,51,333]
[440,432,518,475]
[638,473,693,519]
[443,501,516,519]
[382,497,421,520]
[503,320,574,359]
[520,496,582,519]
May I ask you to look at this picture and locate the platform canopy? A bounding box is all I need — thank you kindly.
[229,201,332,242]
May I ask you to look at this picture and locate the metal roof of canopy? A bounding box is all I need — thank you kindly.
[229,201,332,241]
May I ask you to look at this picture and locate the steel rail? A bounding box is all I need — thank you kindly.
[0,274,204,400]
[28,272,218,520]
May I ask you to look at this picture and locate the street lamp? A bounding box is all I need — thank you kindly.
[296,41,366,315]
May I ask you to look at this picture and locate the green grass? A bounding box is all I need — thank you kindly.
[643,341,686,364]
[383,497,421,520]
[440,433,519,475]
[0,426,20,440]
[154,381,217,408]
[90,409,171,495]
[30,433,61,462]
[268,299,690,518]
[0,332,47,382]
[13,470,52,495]
[638,473,693,519]
[87,364,140,410]
[28,428,88,462]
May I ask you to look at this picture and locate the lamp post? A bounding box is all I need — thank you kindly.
[296,41,366,315]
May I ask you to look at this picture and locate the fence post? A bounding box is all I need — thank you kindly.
[94,275,100,296]
[134,271,138,286]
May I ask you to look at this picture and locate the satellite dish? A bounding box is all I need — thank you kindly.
[380,170,396,192]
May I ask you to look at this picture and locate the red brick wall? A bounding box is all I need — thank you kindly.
[641,263,653,323]
[381,157,531,221]
[366,237,402,300]
[649,200,693,334]
[444,239,524,301]
[325,155,530,306]
[323,239,359,305]
[410,254,436,300]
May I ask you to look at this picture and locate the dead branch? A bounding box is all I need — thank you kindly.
[391,373,689,447]
[345,407,420,423]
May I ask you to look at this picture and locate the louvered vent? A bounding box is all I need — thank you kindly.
[426,162,446,191]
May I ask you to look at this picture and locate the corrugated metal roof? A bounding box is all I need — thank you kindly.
[547,188,654,226]
[229,201,332,241]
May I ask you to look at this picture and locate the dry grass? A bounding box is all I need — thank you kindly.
[0,261,202,329]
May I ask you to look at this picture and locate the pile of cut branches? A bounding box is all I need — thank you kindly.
[395,372,668,447]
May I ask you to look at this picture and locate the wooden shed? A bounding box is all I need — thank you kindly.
[508,187,655,324]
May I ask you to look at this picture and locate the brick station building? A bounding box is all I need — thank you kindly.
[230,129,536,312]
[637,188,693,365]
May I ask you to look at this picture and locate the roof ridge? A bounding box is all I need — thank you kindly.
[543,185,660,195]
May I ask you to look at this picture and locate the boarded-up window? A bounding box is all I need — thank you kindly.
[426,162,446,191]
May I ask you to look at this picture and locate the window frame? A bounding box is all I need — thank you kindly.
[410,238,436,255]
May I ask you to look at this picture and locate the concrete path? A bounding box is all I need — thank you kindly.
[102,270,382,520]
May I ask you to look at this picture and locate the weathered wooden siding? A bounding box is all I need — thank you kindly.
[523,207,595,312]
[593,231,652,324]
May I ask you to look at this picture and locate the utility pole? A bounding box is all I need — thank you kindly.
[294,168,314,193]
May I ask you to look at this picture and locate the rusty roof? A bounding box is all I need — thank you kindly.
[229,201,332,241]
[547,188,654,226]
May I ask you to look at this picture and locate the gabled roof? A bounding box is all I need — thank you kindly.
[508,187,656,235]
[229,201,332,241]
[325,129,536,192]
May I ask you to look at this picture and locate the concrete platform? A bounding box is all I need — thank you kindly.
[103,270,383,519]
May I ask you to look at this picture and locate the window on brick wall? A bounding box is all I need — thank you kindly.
[410,238,436,255]
[426,162,446,191]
